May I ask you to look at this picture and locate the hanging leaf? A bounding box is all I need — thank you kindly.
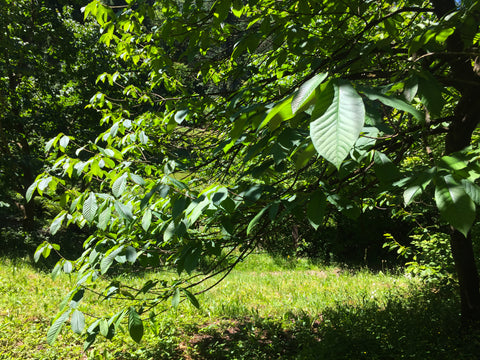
[246,205,270,235]
[291,73,328,114]
[71,310,85,334]
[142,209,152,231]
[114,201,134,222]
[417,70,445,116]
[373,151,401,183]
[125,246,137,263]
[99,319,109,337]
[128,307,144,343]
[307,191,327,230]
[171,288,181,308]
[258,96,294,131]
[50,211,67,235]
[130,173,146,186]
[435,175,476,237]
[112,173,127,198]
[100,245,124,274]
[26,182,37,202]
[401,168,435,205]
[183,289,200,309]
[310,80,365,169]
[83,193,98,223]
[461,179,480,205]
[360,86,424,121]
[47,309,71,345]
[97,207,112,231]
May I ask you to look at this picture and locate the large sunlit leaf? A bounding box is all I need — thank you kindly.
[435,175,476,237]
[310,80,365,169]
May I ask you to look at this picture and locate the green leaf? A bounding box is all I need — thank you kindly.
[26,182,37,202]
[292,73,328,114]
[97,207,111,231]
[63,261,73,274]
[174,109,188,124]
[294,143,316,170]
[183,289,200,309]
[83,193,98,223]
[114,201,134,222]
[130,173,146,186]
[258,96,294,131]
[128,307,144,343]
[373,151,400,183]
[99,319,109,337]
[171,288,181,308]
[231,0,244,17]
[71,310,85,334]
[50,211,67,235]
[461,179,480,205]
[417,70,445,116]
[51,263,62,281]
[112,174,127,198]
[247,206,269,235]
[163,221,176,242]
[47,309,71,345]
[307,191,326,230]
[401,168,435,205]
[125,246,137,264]
[435,175,475,237]
[310,80,365,169]
[100,246,124,274]
[142,209,152,231]
[360,87,424,121]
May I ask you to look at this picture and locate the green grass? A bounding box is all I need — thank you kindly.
[0,254,479,359]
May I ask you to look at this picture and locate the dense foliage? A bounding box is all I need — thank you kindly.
[15,0,480,347]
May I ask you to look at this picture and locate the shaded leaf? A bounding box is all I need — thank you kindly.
[247,206,269,235]
[307,191,326,230]
[435,175,475,237]
[183,289,200,309]
[128,307,144,343]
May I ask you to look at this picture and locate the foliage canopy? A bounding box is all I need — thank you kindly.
[27,0,480,346]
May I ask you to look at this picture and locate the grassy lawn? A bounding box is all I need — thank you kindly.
[0,254,479,359]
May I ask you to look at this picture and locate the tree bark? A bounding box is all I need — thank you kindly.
[445,95,480,325]
[432,0,480,324]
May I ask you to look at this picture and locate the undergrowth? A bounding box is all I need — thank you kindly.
[0,254,478,359]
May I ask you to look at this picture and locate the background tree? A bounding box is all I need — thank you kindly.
[31,0,480,346]
[0,0,115,254]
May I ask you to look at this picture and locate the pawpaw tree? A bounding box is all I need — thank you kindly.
[30,0,480,346]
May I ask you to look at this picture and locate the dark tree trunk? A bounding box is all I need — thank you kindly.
[445,95,480,325]
[432,0,480,324]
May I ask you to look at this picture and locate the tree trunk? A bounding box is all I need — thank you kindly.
[445,96,480,325]
[431,0,480,325]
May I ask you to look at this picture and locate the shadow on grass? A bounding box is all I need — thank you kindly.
[119,286,480,360]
